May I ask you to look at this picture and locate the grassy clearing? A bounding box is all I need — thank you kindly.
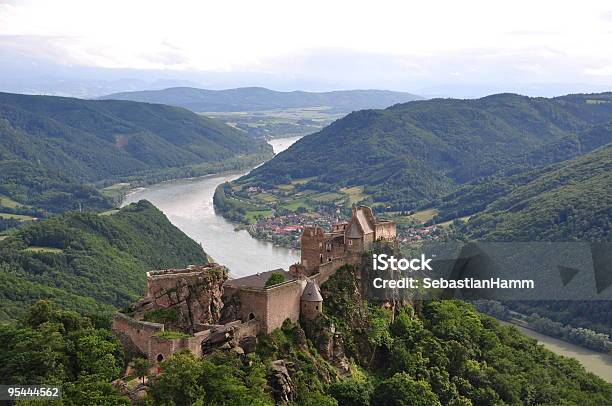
[438,215,471,228]
[311,192,343,202]
[0,195,23,209]
[99,210,119,216]
[24,246,63,254]
[277,184,295,191]
[245,210,272,223]
[102,182,131,191]
[291,177,316,185]
[406,208,439,223]
[339,186,366,204]
[282,198,316,211]
[0,212,36,220]
[254,193,278,203]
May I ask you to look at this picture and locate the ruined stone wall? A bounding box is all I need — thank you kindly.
[225,280,307,335]
[224,286,269,324]
[346,237,364,255]
[112,313,164,358]
[315,258,346,285]
[363,233,374,251]
[148,330,210,362]
[375,222,397,241]
[301,226,325,272]
[331,223,347,233]
[323,234,345,262]
[234,318,261,341]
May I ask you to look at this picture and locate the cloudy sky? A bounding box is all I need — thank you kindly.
[2,0,612,96]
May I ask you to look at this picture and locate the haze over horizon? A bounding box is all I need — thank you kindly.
[2,0,612,98]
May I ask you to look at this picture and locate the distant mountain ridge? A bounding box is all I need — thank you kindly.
[243,92,612,211]
[99,86,423,112]
[0,92,272,212]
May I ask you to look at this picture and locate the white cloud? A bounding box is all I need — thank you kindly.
[585,66,612,76]
[1,0,612,90]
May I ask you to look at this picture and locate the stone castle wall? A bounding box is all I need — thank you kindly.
[264,279,305,334]
[315,258,346,285]
[375,221,396,241]
[113,313,164,359]
[225,279,306,334]
[301,226,325,271]
[148,330,210,362]
[223,285,269,324]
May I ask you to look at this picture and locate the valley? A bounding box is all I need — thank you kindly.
[203,107,345,139]
[1,90,611,405]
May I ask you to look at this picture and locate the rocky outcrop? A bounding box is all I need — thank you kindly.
[201,320,259,356]
[301,314,350,373]
[269,360,296,403]
[134,265,227,332]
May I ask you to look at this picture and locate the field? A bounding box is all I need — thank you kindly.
[0,213,36,220]
[244,209,272,222]
[339,186,366,204]
[438,215,471,228]
[406,208,438,222]
[0,194,23,209]
[23,246,63,254]
[203,107,345,139]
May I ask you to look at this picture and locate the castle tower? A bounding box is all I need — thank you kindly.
[300,280,323,320]
[300,226,325,273]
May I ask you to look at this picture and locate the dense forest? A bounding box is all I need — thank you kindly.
[243,92,612,211]
[0,92,272,212]
[4,265,609,405]
[0,200,208,320]
[456,145,611,241]
[100,87,422,113]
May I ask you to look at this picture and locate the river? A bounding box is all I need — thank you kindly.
[498,321,612,383]
[122,136,302,278]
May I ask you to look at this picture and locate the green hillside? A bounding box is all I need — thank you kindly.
[460,145,611,241]
[241,93,612,211]
[100,86,423,113]
[0,200,208,320]
[0,92,273,213]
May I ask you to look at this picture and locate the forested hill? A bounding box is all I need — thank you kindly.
[100,86,423,113]
[244,92,612,210]
[0,92,272,212]
[0,200,208,320]
[457,145,612,241]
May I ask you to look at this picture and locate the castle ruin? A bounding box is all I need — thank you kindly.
[112,206,396,362]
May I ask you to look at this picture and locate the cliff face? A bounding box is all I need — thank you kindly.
[134,265,227,332]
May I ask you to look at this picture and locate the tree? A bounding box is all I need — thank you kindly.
[265,272,285,287]
[62,374,130,406]
[148,352,204,406]
[74,331,124,381]
[132,357,150,384]
[371,373,441,406]
[328,378,373,406]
